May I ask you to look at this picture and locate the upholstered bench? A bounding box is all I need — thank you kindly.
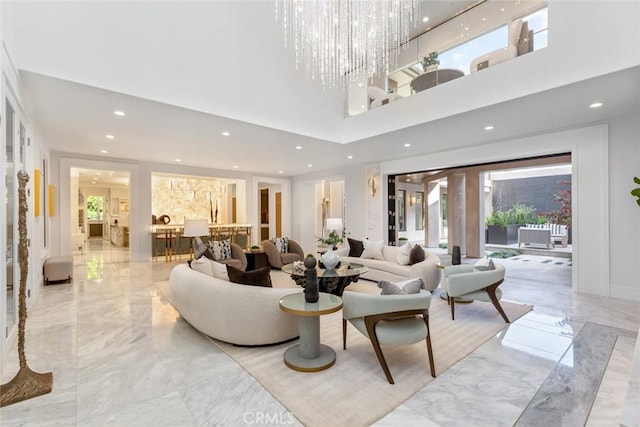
[44,256,73,285]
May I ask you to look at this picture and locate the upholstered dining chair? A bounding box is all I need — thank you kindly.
[261,238,304,269]
[442,263,509,323]
[342,290,436,384]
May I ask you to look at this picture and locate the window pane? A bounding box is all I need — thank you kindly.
[439,25,508,75]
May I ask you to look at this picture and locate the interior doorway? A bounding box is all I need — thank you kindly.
[70,168,130,253]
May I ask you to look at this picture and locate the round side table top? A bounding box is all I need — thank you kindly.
[279,292,343,317]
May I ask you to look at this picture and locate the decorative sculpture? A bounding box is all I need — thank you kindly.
[1,171,53,407]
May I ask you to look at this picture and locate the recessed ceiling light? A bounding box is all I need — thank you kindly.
[589,102,603,108]
[347,155,353,159]
[95,172,101,175]
[484,125,494,131]
[221,131,230,136]
[105,134,115,139]
[308,164,313,168]
[232,165,238,169]
[358,83,363,87]
[360,105,365,109]
[100,150,108,154]
[422,16,429,23]
[296,146,303,150]
[278,170,284,174]
[403,143,411,148]
[91,181,97,184]
[175,158,181,162]
[114,110,125,116]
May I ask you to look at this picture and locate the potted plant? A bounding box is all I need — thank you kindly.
[420,51,439,72]
[250,245,261,253]
[315,228,347,250]
[486,203,541,245]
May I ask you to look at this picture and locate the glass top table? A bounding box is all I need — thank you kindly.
[281,262,369,296]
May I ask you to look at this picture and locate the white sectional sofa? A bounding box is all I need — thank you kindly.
[335,243,442,292]
[156,263,301,346]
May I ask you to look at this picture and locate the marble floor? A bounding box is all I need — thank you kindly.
[0,240,638,426]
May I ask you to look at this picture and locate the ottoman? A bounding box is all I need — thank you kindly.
[44,256,73,285]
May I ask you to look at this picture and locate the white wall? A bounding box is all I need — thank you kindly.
[608,113,640,300]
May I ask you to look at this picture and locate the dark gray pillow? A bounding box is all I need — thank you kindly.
[226,265,272,287]
[348,238,364,257]
[378,278,423,295]
[409,245,426,265]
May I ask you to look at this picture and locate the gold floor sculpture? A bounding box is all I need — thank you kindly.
[1,170,53,407]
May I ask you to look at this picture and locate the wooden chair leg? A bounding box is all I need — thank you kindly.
[450,296,456,320]
[486,282,510,323]
[422,313,436,378]
[364,318,394,384]
[342,319,347,350]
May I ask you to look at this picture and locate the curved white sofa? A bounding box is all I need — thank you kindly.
[156,264,301,346]
[335,245,442,292]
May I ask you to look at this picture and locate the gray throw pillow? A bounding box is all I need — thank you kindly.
[409,245,426,265]
[378,278,423,295]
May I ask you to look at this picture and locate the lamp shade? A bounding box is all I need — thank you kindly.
[183,219,209,237]
[326,218,343,231]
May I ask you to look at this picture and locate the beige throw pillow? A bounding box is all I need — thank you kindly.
[361,239,385,260]
[397,243,412,265]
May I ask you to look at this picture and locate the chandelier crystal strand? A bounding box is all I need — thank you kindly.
[275,0,422,90]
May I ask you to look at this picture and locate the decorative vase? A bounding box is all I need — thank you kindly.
[304,267,319,303]
[321,246,339,269]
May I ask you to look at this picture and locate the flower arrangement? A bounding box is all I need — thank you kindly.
[420,51,439,71]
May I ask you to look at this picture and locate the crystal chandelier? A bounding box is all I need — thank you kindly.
[275,0,422,88]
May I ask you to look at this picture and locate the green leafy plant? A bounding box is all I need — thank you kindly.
[488,249,522,259]
[485,203,542,227]
[420,51,439,70]
[315,228,347,247]
[632,176,640,207]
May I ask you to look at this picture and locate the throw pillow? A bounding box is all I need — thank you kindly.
[347,238,364,257]
[188,258,230,280]
[397,242,412,265]
[193,237,209,260]
[360,239,385,260]
[409,245,426,265]
[210,260,230,281]
[271,237,289,253]
[226,265,272,287]
[188,258,214,276]
[378,278,424,295]
[474,258,496,271]
[208,239,232,260]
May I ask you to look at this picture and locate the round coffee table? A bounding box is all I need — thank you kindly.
[279,293,343,372]
[282,262,369,296]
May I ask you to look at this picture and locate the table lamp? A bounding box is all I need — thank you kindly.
[183,219,209,259]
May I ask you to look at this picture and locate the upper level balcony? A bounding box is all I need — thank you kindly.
[346,1,548,117]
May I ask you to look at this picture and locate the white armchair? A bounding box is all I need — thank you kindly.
[342,290,436,384]
[470,19,525,73]
[443,263,509,323]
